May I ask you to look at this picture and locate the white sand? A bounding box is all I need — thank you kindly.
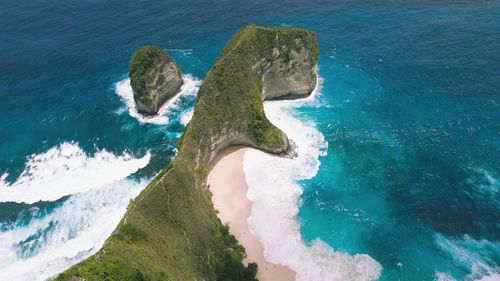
[208,146,296,281]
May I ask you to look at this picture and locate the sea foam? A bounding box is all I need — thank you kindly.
[115,74,201,125]
[243,76,383,281]
[180,108,194,126]
[434,234,500,281]
[0,178,148,281]
[0,142,150,204]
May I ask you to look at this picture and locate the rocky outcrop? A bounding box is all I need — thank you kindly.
[129,46,183,115]
[186,25,318,167]
[260,41,317,100]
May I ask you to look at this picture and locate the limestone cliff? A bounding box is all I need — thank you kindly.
[183,25,318,167]
[57,25,318,281]
[129,46,183,115]
[260,39,317,100]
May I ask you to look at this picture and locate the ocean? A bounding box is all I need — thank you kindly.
[0,0,498,280]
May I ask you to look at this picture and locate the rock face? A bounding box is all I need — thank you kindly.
[129,46,183,115]
[191,25,318,165]
[261,40,317,100]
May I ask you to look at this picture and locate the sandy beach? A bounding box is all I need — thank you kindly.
[208,146,296,281]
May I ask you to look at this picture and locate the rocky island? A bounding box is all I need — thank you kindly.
[129,46,183,115]
[56,25,318,281]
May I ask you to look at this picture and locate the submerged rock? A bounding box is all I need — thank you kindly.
[129,46,183,115]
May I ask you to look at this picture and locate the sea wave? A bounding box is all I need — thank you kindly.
[115,74,201,125]
[466,167,499,208]
[165,48,193,56]
[435,234,500,281]
[243,76,383,280]
[0,178,148,281]
[0,142,150,204]
[180,108,194,126]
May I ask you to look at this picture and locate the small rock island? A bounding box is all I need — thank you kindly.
[57,25,318,281]
[129,46,183,115]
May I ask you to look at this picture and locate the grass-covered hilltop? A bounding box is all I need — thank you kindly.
[56,25,318,281]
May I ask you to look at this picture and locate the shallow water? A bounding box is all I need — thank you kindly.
[0,1,498,280]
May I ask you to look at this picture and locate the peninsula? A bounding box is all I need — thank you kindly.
[56,25,318,281]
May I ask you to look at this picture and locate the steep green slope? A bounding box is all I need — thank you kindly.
[56,25,317,281]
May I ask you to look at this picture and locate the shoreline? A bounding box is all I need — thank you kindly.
[208,146,296,281]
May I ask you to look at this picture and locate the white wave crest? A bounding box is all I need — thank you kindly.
[180,109,194,126]
[0,178,148,281]
[243,75,382,280]
[115,74,201,125]
[0,142,150,203]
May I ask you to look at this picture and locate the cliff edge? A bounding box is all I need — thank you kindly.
[56,25,318,281]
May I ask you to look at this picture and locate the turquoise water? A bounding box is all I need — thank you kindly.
[0,1,498,280]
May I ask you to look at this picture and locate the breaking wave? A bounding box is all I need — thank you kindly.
[115,74,201,125]
[435,234,500,281]
[0,178,149,281]
[243,76,382,280]
[0,142,150,204]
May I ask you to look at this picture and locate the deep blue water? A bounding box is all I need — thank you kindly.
[0,1,499,280]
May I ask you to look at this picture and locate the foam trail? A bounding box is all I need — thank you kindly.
[434,234,500,281]
[164,48,193,56]
[0,178,149,281]
[0,142,150,204]
[180,109,194,126]
[115,74,201,125]
[243,75,382,281]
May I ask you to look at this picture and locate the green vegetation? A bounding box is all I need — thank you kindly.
[128,46,173,100]
[56,25,317,281]
[115,223,147,243]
